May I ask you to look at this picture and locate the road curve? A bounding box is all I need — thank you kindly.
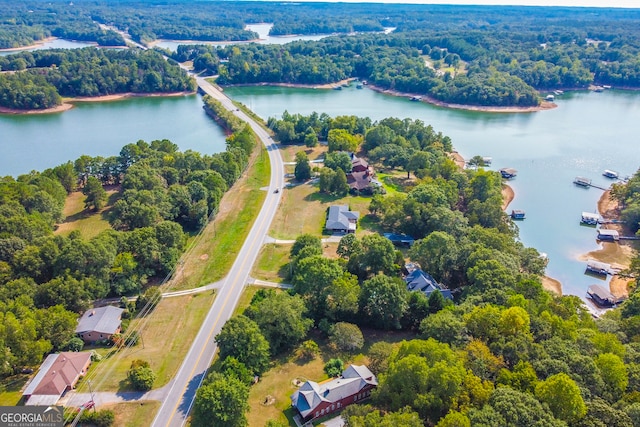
[150,77,284,427]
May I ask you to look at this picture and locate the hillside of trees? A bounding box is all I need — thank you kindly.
[0,104,256,374]
[191,113,640,427]
[0,48,195,110]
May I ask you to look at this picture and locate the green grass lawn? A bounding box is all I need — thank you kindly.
[102,401,161,427]
[251,244,291,283]
[0,374,29,406]
[55,189,119,239]
[82,292,215,393]
[246,328,416,427]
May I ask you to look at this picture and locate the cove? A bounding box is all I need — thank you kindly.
[224,85,640,300]
[0,94,228,177]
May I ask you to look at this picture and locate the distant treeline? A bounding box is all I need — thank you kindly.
[0,48,195,110]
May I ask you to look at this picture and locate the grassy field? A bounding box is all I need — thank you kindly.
[55,188,120,239]
[0,374,29,406]
[269,180,375,240]
[81,292,215,393]
[165,145,270,291]
[247,328,415,427]
[252,244,291,283]
[101,401,161,427]
[280,145,327,163]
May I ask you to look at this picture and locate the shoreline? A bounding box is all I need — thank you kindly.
[581,189,636,299]
[0,36,57,52]
[0,91,196,115]
[366,84,558,113]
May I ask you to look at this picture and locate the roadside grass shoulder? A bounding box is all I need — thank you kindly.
[166,144,270,291]
[55,188,120,239]
[101,401,160,427]
[83,292,215,393]
[252,244,291,283]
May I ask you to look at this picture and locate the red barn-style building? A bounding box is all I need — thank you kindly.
[291,365,377,423]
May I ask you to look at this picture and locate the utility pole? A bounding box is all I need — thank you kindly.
[87,380,96,412]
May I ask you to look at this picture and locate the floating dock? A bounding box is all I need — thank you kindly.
[511,210,525,220]
[573,177,609,190]
[603,169,619,179]
[597,229,620,241]
[585,260,613,276]
[500,168,518,179]
[581,212,601,225]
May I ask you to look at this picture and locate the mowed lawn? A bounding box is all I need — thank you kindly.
[55,188,120,239]
[269,182,375,240]
[101,401,160,427]
[82,292,215,393]
[246,328,415,427]
[252,242,340,283]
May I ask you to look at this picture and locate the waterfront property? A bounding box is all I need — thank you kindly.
[75,306,124,343]
[405,266,453,300]
[597,229,620,241]
[290,365,377,423]
[325,205,359,234]
[22,352,92,406]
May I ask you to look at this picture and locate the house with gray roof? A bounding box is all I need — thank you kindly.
[325,205,359,234]
[291,365,377,423]
[75,306,124,343]
[405,268,453,300]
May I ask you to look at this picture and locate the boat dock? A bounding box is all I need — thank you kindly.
[573,177,609,190]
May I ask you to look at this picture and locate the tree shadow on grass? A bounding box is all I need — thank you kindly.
[303,191,343,204]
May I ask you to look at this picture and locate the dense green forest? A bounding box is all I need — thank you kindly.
[0,107,256,374]
[191,112,640,427]
[0,48,194,109]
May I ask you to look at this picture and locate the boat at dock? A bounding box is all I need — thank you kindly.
[499,168,518,179]
[597,229,620,241]
[581,212,601,225]
[545,94,555,101]
[603,169,619,179]
[574,176,592,187]
[585,260,613,276]
[511,210,525,220]
[587,284,623,307]
[553,90,564,95]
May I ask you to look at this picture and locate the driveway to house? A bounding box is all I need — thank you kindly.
[149,77,285,427]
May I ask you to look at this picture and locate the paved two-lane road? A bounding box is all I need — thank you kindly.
[151,77,285,427]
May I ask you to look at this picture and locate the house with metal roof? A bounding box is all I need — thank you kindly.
[325,205,359,234]
[405,269,452,300]
[23,352,92,406]
[291,365,377,423]
[75,306,124,343]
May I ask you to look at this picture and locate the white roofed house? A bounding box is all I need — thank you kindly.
[325,205,360,234]
[75,306,125,343]
[291,365,377,423]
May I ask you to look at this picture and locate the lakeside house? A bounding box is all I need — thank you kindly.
[22,352,92,406]
[290,365,377,423]
[404,264,452,300]
[325,205,359,234]
[346,154,378,194]
[75,306,125,343]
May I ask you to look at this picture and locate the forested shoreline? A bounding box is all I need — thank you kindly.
[0,101,257,374]
[0,48,194,110]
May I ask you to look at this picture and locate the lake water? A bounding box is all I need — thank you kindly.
[0,39,96,56]
[0,94,227,176]
[224,85,640,299]
[154,23,331,52]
